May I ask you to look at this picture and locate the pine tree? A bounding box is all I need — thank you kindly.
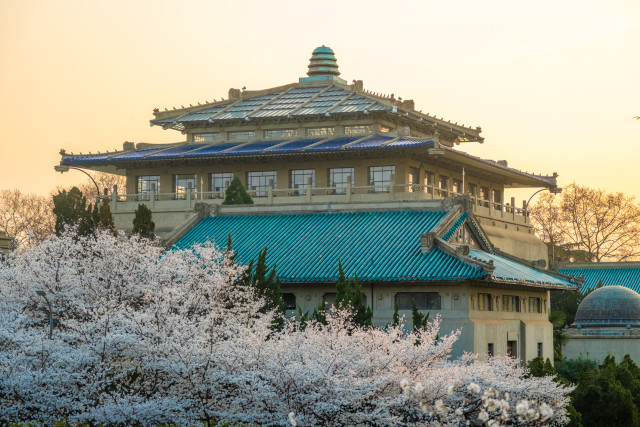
[334,261,373,327]
[392,303,400,327]
[411,299,429,331]
[99,198,116,235]
[77,202,97,237]
[252,248,286,330]
[52,187,87,235]
[132,204,155,238]
[222,176,254,205]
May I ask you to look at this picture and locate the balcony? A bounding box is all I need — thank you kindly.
[106,181,531,228]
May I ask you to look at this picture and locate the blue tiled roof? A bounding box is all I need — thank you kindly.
[174,210,482,283]
[558,264,640,293]
[61,136,436,165]
[172,209,577,288]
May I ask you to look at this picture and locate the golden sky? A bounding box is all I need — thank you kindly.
[1,0,639,204]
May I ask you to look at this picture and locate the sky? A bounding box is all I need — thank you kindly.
[1,0,639,204]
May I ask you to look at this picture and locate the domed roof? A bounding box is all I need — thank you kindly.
[573,285,640,328]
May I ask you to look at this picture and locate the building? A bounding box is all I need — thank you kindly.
[59,46,559,263]
[57,46,579,361]
[563,285,640,363]
[175,199,577,360]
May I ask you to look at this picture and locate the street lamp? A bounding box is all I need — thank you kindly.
[54,164,101,197]
[35,289,53,339]
[525,187,563,211]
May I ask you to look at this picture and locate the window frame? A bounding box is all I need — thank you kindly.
[174,174,197,199]
[136,175,160,200]
[290,169,315,196]
[329,167,354,195]
[477,293,493,311]
[394,292,441,311]
[247,171,277,197]
[210,172,234,199]
[368,165,395,193]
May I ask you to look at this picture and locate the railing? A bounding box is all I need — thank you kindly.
[103,181,530,224]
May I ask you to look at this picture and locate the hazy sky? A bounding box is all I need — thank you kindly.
[1,0,639,204]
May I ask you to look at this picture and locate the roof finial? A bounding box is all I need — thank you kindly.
[299,46,346,84]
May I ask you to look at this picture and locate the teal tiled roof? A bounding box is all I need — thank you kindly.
[173,209,577,288]
[471,251,575,287]
[174,210,482,282]
[558,264,640,293]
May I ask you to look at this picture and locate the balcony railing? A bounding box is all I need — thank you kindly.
[104,180,530,225]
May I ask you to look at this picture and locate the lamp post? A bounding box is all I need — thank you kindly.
[525,187,563,211]
[54,164,101,197]
[35,289,53,339]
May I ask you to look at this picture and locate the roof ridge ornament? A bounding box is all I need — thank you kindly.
[299,46,347,84]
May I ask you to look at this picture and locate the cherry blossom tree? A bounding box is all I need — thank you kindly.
[0,230,572,426]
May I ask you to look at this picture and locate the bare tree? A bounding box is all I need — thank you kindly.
[530,183,640,262]
[0,189,55,249]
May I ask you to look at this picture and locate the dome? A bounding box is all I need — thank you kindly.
[572,285,640,328]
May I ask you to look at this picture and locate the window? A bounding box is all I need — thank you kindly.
[380,125,393,133]
[323,293,336,310]
[424,172,435,194]
[409,167,420,192]
[537,342,543,358]
[480,186,490,207]
[136,175,160,200]
[507,340,517,358]
[290,169,315,195]
[210,173,233,199]
[174,174,197,199]
[453,179,463,195]
[247,171,277,197]
[228,131,255,141]
[283,293,296,310]
[193,133,220,143]
[468,183,477,198]
[502,295,520,312]
[306,127,335,137]
[438,175,449,197]
[329,168,354,195]
[488,343,494,357]
[344,125,372,135]
[265,129,297,139]
[493,189,503,209]
[369,166,395,193]
[395,292,441,310]
[529,297,542,313]
[478,293,493,311]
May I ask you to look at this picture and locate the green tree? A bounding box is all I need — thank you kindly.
[222,176,253,205]
[572,356,640,427]
[99,198,116,234]
[132,204,155,238]
[232,245,285,331]
[334,261,372,327]
[391,303,400,327]
[527,357,556,377]
[52,187,87,235]
[411,299,429,332]
[549,310,568,360]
